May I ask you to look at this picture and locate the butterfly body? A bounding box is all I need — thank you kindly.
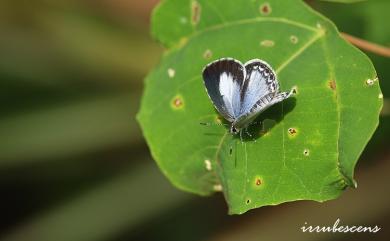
[202,58,294,135]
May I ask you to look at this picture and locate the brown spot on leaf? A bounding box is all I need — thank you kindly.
[290,35,298,44]
[171,95,184,110]
[260,3,271,15]
[174,98,182,107]
[329,80,336,90]
[191,1,201,26]
[255,178,262,186]
[288,128,297,136]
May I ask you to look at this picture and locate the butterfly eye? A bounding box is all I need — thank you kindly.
[230,126,239,134]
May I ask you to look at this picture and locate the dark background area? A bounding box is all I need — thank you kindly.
[0,0,388,241]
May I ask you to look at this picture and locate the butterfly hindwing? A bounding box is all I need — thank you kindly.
[202,58,245,121]
[239,59,279,116]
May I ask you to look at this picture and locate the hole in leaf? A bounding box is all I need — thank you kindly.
[246,199,251,204]
[303,149,310,156]
[204,159,212,171]
[366,78,377,86]
[167,68,175,78]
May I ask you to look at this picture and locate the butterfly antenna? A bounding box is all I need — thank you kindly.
[200,122,229,127]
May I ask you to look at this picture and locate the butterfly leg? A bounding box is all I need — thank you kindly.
[239,130,244,144]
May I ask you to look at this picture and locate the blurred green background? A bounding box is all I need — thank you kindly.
[0,0,388,241]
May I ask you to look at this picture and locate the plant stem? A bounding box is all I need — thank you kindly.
[341,32,390,58]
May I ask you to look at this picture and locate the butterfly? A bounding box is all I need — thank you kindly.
[202,58,294,136]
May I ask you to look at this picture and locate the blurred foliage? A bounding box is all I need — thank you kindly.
[0,0,388,240]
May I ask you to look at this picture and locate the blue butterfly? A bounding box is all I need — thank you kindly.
[202,58,294,135]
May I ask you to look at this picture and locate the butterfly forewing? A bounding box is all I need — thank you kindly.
[202,58,245,121]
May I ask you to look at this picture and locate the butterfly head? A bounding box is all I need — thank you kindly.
[230,125,240,135]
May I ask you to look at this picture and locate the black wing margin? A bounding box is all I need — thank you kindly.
[202,58,245,121]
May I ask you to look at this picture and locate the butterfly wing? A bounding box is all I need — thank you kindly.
[233,59,293,128]
[239,59,278,115]
[202,58,245,122]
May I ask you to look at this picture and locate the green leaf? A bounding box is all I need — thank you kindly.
[137,0,382,214]
[318,0,366,3]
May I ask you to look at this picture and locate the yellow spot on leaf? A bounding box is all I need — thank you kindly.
[171,95,184,110]
[260,40,274,47]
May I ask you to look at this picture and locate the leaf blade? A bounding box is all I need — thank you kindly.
[138,0,382,214]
